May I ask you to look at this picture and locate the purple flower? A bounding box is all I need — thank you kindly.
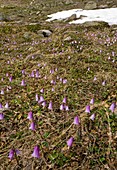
[31,71,35,77]
[67,137,74,148]
[8,149,19,160]
[38,96,45,104]
[74,116,80,125]
[90,98,94,105]
[85,105,90,113]
[21,79,26,86]
[48,101,53,110]
[40,88,44,93]
[90,113,95,121]
[21,70,25,74]
[102,81,106,86]
[109,103,116,113]
[1,89,4,95]
[63,79,67,84]
[65,105,69,111]
[41,101,46,108]
[35,94,39,102]
[5,102,9,109]
[35,70,39,78]
[93,77,97,81]
[29,122,36,131]
[0,113,4,120]
[60,104,65,111]
[9,76,13,82]
[0,103,2,109]
[32,145,40,158]
[62,97,67,104]
[27,111,33,120]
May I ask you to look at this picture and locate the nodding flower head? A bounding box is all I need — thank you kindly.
[85,105,90,113]
[90,113,95,121]
[0,113,4,120]
[27,111,33,120]
[67,137,74,148]
[32,145,40,158]
[109,102,116,113]
[29,122,36,131]
[8,149,20,160]
[48,101,53,110]
[90,98,94,105]
[74,116,80,125]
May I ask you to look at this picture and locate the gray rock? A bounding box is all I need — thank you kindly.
[65,0,73,5]
[64,14,77,22]
[38,29,52,37]
[64,36,72,41]
[98,4,108,9]
[84,1,97,10]
[0,13,10,22]
[82,21,109,28]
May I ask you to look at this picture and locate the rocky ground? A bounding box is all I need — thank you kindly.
[0,0,117,170]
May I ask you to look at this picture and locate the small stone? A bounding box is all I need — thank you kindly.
[84,1,97,10]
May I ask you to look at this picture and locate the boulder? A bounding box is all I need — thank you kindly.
[84,1,97,10]
[82,21,109,28]
[0,13,11,22]
[64,14,77,22]
[38,30,52,37]
[65,0,73,5]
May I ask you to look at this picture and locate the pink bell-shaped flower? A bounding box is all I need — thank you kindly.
[109,102,116,113]
[74,116,80,125]
[29,122,36,131]
[85,105,90,113]
[32,145,40,158]
[67,137,74,148]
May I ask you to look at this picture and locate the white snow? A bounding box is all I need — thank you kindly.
[46,8,117,25]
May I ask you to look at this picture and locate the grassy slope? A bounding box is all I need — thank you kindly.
[0,0,117,169]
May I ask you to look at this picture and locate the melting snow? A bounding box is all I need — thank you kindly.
[46,8,117,25]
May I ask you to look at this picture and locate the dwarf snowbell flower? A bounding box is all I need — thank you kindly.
[90,113,95,121]
[0,103,2,109]
[1,89,4,95]
[22,70,25,75]
[8,149,19,160]
[5,102,9,109]
[32,145,40,158]
[102,81,106,86]
[41,101,46,108]
[51,87,54,92]
[109,102,116,113]
[62,97,67,104]
[93,77,97,81]
[29,122,36,131]
[35,70,39,78]
[60,104,65,111]
[65,105,69,111]
[48,101,53,110]
[21,79,25,86]
[63,79,67,84]
[67,137,74,148]
[27,111,33,120]
[85,105,90,113]
[51,80,56,85]
[90,98,94,105]
[0,113,4,120]
[74,116,80,125]
[40,88,44,93]
[9,76,12,82]
[31,71,35,77]
[35,94,39,102]
[38,96,45,103]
